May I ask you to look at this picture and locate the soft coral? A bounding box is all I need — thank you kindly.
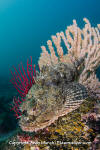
[10,57,37,119]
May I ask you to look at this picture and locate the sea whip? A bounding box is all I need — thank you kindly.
[10,56,37,119]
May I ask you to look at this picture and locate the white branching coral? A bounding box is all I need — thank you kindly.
[83,72,100,98]
[38,18,100,98]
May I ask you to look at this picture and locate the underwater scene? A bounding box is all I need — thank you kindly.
[0,0,100,150]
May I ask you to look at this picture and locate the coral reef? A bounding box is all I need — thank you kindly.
[6,18,100,150]
[2,97,98,150]
[39,18,100,98]
[19,62,88,132]
[18,18,100,133]
[10,57,37,118]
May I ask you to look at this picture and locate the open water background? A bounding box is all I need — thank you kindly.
[0,0,100,96]
[0,0,100,141]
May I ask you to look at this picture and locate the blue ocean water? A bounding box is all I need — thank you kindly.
[0,0,100,101]
[0,0,100,144]
[0,0,100,79]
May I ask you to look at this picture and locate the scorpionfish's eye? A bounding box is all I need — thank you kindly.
[22,110,28,116]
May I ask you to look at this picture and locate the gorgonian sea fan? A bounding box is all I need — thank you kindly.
[18,18,100,133]
[10,56,38,119]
